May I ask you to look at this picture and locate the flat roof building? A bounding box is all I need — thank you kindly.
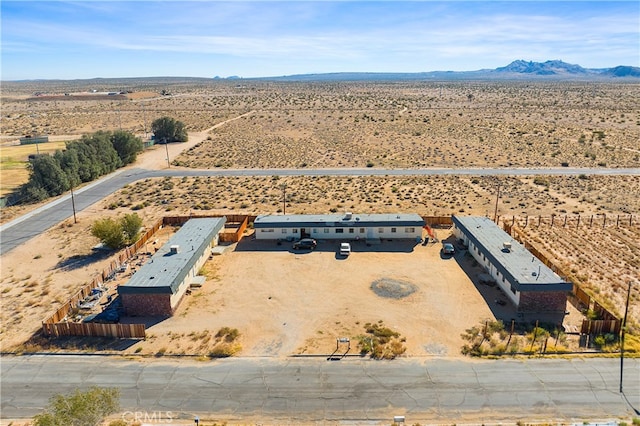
[119,217,226,316]
[452,215,572,313]
[253,213,425,241]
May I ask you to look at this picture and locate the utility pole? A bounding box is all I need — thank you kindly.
[164,139,170,168]
[493,178,501,223]
[281,183,287,215]
[619,280,632,393]
[70,186,77,224]
[142,102,148,140]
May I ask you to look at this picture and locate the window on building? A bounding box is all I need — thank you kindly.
[281,229,287,234]
[336,228,344,233]
[349,228,354,234]
[510,284,516,294]
[262,229,274,233]
[313,229,318,233]
[378,228,384,233]
[405,227,415,233]
[359,228,365,233]
[324,228,330,233]
[391,228,397,233]
[292,229,298,233]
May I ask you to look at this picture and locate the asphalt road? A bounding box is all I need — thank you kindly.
[1,355,638,422]
[2,166,639,256]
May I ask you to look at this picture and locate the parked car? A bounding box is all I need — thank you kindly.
[339,242,351,256]
[442,242,455,255]
[293,238,317,250]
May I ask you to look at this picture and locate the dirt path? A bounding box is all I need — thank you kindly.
[134,110,255,170]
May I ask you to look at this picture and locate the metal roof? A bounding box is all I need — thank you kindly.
[118,217,226,295]
[254,213,425,228]
[452,215,572,292]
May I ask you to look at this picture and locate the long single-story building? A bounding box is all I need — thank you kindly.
[253,213,425,241]
[119,217,226,316]
[452,215,572,313]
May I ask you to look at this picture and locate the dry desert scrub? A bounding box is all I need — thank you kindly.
[97,174,637,219]
[170,81,640,169]
[3,80,639,169]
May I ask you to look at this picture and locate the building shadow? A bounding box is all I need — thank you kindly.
[233,237,420,253]
[119,315,169,328]
[13,330,140,353]
[452,249,565,330]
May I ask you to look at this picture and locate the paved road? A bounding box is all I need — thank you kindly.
[1,355,638,422]
[2,166,640,255]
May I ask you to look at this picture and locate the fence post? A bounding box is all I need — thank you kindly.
[603,214,606,228]
[529,320,539,353]
[590,215,593,227]
[564,215,567,227]
[577,214,580,228]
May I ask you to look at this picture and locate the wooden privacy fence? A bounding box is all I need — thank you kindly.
[42,322,145,338]
[593,301,619,321]
[580,319,621,335]
[219,215,249,243]
[422,216,453,227]
[573,286,591,310]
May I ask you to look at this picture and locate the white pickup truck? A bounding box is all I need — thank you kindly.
[339,242,351,256]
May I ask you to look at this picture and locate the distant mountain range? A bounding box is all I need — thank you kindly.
[262,60,640,82]
[6,60,639,84]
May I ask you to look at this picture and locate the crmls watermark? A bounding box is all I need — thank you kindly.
[121,411,175,423]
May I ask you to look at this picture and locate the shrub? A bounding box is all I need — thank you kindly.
[33,387,120,426]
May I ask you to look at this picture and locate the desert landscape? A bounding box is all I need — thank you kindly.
[1,79,639,360]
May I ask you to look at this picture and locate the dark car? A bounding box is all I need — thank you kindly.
[441,242,455,255]
[293,238,317,250]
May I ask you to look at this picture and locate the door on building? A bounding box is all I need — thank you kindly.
[301,228,309,238]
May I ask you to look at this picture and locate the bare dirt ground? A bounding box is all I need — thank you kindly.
[133,236,495,358]
[1,80,639,359]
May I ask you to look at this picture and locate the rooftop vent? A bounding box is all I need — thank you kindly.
[344,212,352,220]
[502,242,512,252]
[170,245,180,254]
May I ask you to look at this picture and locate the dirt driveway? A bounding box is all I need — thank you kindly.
[140,233,495,358]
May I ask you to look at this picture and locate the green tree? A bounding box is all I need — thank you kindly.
[151,116,188,143]
[27,155,70,197]
[92,218,126,249]
[91,213,143,249]
[33,386,120,426]
[81,131,121,173]
[111,130,143,165]
[54,148,81,187]
[121,213,143,244]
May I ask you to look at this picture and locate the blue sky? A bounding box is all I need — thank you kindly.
[2,1,638,80]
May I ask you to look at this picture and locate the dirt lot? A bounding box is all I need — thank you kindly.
[131,235,494,358]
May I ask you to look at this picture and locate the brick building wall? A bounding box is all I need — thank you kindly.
[121,293,173,316]
[518,291,567,313]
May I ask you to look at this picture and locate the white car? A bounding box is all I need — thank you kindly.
[339,242,351,256]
